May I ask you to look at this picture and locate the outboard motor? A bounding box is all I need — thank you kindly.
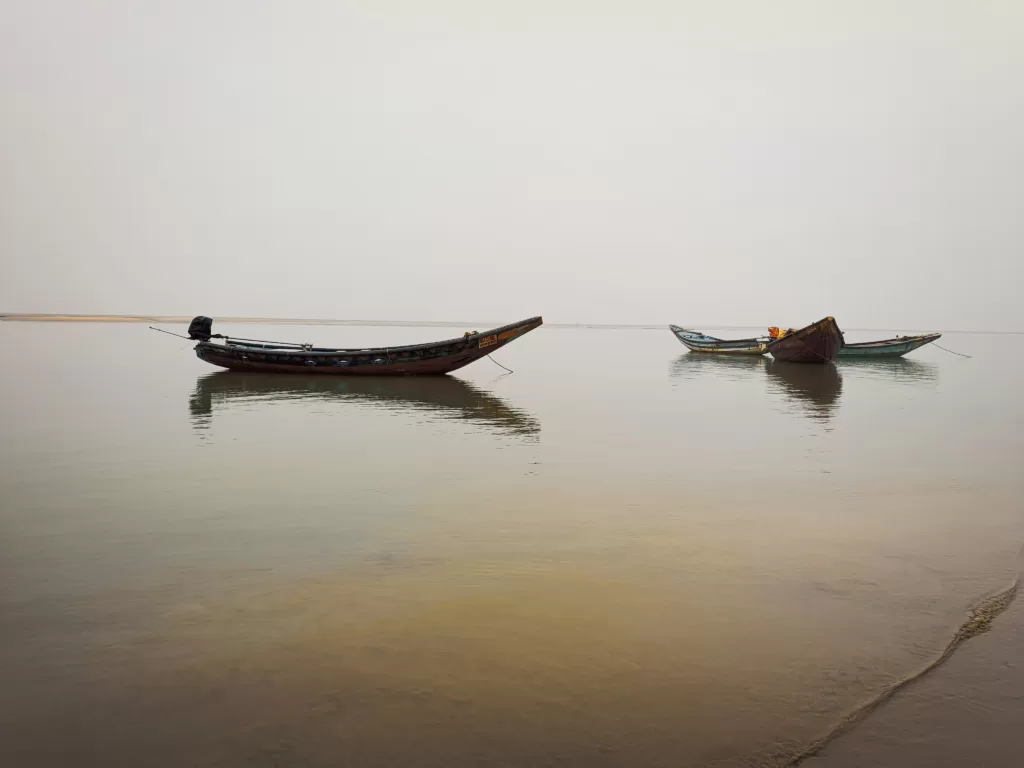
[188,316,214,341]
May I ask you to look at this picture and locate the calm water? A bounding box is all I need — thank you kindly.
[1,321,1022,767]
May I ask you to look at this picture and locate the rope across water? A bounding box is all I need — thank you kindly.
[488,355,514,374]
[933,343,972,358]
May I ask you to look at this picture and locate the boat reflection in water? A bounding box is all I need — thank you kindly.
[669,352,767,383]
[190,372,540,441]
[765,359,843,421]
[837,357,939,388]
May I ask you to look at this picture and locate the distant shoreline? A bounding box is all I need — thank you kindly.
[0,314,659,330]
[0,314,505,326]
[2,314,185,323]
[0,314,1018,334]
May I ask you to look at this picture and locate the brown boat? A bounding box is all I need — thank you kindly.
[187,315,543,375]
[765,317,843,364]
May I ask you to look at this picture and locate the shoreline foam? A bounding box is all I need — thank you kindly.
[783,564,1022,767]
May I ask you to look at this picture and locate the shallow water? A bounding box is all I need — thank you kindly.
[806,591,1024,767]
[1,322,1021,767]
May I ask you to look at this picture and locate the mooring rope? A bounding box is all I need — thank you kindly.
[149,326,191,340]
[933,343,972,359]
[488,354,514,374]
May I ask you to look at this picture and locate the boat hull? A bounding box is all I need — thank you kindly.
[669,325,768,355]
[766,317,843,364]
[194,317,543,375]
[838,333,941,358]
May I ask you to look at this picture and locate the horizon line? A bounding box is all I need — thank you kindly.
[1,313,1021,336]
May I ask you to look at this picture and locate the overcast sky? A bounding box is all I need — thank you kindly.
[1,1,1021,329]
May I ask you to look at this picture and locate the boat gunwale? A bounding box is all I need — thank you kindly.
[669,325,769,346]
[199,316,543,357]
[840,332,942,350]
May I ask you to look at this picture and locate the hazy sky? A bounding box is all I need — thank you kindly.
[2,1,1021,329]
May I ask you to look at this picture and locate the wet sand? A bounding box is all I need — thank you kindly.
[807,593,1024,767]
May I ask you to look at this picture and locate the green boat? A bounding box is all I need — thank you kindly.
[838,332,941,358]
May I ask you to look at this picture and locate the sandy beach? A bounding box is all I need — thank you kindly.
[807,592,1024,767]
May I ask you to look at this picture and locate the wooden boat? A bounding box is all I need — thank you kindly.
[187,316,543,375]
[190,372,539,438]
[765,317,843,363]
[669,325,768,355]
[838,333,941,358]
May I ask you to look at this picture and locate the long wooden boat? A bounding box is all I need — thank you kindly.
[838,333,941,358]
[187,316,543,375]
[765,317,843,363]
[669,325,768,355]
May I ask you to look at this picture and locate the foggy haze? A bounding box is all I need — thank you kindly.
[1,1,1021,330]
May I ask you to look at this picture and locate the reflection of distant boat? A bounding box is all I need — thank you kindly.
[670,353,767,381]
[190,372,539,439]
[766,359,842,420]
[837,357,939,387]
[839,333,941,358]
[669,325,768,355]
